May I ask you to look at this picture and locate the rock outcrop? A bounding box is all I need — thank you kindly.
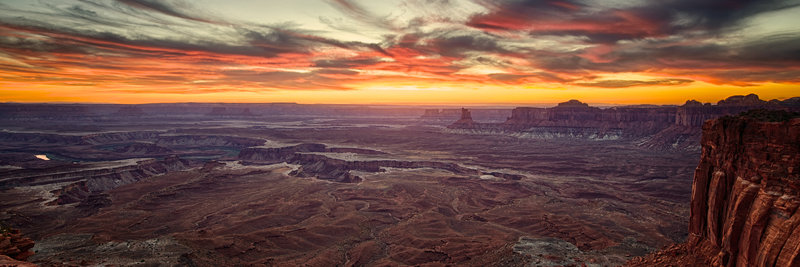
[0,228,35,262]
[688,111,800,266]
[629,110,800,266]
[675,94,776,127]
[449,95,800,150]
[448,108,476,128]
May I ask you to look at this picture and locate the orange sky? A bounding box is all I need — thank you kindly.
[1,0,798,105]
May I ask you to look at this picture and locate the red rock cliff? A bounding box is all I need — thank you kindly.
[628,111,800,266]
[688,112,800,266]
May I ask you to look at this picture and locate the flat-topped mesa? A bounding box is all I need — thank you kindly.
[688,110,800,266]
[555,99,590,108]
[500,100,676,135]
[717,93,768,106]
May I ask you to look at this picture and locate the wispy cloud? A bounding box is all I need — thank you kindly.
[576,79,694,88]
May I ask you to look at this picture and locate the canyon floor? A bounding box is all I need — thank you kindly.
[0,115,698,266]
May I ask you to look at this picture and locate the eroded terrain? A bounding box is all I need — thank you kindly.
[1,109,698,266]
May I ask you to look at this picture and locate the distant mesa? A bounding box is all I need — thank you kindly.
[682,100,706,107]
[716,93,765,106]
[555,99,590,108]
[0,104,89,120]
[421,108,467,120]
[778,97,800,107]
[447,94,800,150]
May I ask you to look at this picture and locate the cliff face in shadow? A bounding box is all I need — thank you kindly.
[629,110,800,266]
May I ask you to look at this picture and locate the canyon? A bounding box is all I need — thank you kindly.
[0,95,797,266]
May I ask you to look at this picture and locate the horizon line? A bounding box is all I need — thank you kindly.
[1,93,796,107]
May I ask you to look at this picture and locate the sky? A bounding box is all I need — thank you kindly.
[0,0,798,105]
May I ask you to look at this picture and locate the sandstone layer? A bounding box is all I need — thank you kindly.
[629,110,800,266]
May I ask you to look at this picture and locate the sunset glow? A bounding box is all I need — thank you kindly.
[1,0,798,104]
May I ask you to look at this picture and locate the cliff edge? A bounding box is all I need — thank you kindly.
[629,110,800,266]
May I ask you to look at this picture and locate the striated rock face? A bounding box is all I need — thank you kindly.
[502,104,676,136]
[688,112,800,266]
[630,110,800,266]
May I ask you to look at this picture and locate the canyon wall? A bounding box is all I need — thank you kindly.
[501,103,676,136]
[688,111,800,266]
[628,110,800,266]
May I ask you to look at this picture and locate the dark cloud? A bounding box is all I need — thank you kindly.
[732,34,800,64]
[314,58,386,68]
[575,79,694,88]
[117,0,218,24]
[425,33,511,57]
[489,72,569,83]
[487,73,532,82]
[314,69,360,75]
[468,0,800,42]
[631,0,800,34]
[220,69,354,90]
[325,0,396,30]
[0,19,323,62]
